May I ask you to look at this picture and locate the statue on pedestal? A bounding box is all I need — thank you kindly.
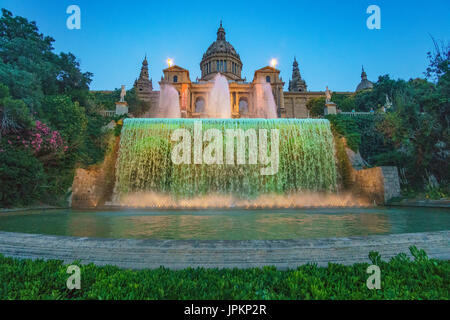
[115,85,129,116]
[384,94,393,109]
[324,86,337,115]
[325,86,333,103]
[120,85,126,102]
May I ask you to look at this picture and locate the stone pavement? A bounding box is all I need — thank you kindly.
[0,231,448,269]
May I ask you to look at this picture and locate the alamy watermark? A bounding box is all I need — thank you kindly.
[66,265,81,290]
[366,5,381,30]
[366,265,381,290]
[170,121,280,176]
[66,5,81,30]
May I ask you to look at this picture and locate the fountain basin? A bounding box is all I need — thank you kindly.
[1,207,449,240]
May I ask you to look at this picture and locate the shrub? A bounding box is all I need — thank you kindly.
[326,115,361,151]
[0,147,46,206]
[0,248,448,300]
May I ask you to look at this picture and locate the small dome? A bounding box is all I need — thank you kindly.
[356,66,374,92]
[356,79,374,91]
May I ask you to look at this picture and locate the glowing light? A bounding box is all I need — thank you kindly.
[270,58,278,68]
[167,58,174,67]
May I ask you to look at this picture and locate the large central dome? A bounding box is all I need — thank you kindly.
[200,22,243,81]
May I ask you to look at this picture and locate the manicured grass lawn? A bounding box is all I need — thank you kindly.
[0,247,448,300]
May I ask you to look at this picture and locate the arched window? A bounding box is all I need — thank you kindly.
[173,75,178,83]
[195,97,205,113]
[239,98,249,114]
[266,76,271,83]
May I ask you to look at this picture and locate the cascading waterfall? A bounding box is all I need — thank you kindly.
[114,118,338,207]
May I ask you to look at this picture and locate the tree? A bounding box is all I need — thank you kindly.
[0,83,32,137]
[0,9,92,108]
[38,95,87,148]
[0,9,109,206]
[332,93,355,112]
[0,148,46,206]
[306,97,325,117]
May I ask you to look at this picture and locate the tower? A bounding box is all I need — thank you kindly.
[288,57,307,92]
[134,55,153,101]
[356,65,374,92]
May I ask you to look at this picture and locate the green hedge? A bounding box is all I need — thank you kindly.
[0,247,448,300]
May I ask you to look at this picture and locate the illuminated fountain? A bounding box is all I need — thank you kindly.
[252,59,279,119]
[205,73,232,118]
[254,76,278,119]
[114,118,340,208]
[156,84,181,118]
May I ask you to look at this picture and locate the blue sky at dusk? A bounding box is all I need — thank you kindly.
[1,0,449,91]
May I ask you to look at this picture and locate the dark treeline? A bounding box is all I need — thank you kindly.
[308,40,449,197]
[0,9,131,207]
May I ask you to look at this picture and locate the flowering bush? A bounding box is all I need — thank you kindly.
[1,120,68,159]
[27,121,68,156]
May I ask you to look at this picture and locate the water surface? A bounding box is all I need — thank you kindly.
[0,207,449,240]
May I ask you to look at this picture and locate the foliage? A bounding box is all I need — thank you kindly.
[0,10,111,207]
[332,93,356,112]
[37,95,87,147]
[326,115,361,152]
[0,83,33,137]
[89,90,118,112]
[0,248,448,300]
[424,184,450,200]
[0,9,92,108]
[90,88,149,116]
[327,42,449,191]
[306,97,325,117]
[125,87,149,116]
[333,136,354,189]
[0,148,46,206]
[10,120,67,158]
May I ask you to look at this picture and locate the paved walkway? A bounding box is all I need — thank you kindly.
[0,231,448,269]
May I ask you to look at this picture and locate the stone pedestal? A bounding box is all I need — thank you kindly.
[324,102,337,115]
[115,101,129,116]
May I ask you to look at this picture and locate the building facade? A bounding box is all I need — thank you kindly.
[135,24,355,118]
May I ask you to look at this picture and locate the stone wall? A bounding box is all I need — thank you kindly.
[351,166,401,204]
[380,166,402,202]
[71,136,120,208]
